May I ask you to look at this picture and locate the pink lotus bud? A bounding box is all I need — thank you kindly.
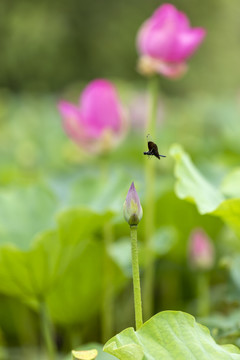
[136,3,206,78]
[58,79,128,154]
[188,229,215,270]
[123,182,143,226]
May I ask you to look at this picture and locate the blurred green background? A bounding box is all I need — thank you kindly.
[1,1,240,359]
[0,0,239,94]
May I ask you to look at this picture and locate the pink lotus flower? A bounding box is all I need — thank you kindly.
[136,3,206,78]
[58,79,128,154]
[188,229,215,270]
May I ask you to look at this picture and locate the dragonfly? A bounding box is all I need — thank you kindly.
[143,135,166,160]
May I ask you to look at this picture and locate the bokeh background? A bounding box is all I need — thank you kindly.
[0,1,240,359]
[0,0,240,94]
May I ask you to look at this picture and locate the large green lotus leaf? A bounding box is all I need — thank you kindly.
[55,208,113,273]
[57,208,113,246]
[46,239,103,324]
[46,239,126,325]
[170,144,240,235]
[104,311,240,360]
[0,230,60,300]
[0,208,113,303]
[45,207,124,325]
[0,185,59,249]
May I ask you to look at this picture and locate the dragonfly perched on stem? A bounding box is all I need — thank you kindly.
[143,134,166,160]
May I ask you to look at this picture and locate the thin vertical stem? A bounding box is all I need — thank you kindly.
[196,272,210,317]
[147,75,159,135]
[39,300,56,360]
[101,222,114,342]
[143,75,159,320]
[99,154,115,342]
[130,225,143,330]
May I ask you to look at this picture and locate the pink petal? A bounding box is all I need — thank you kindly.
[58,100,80,121]
[176,11,190,30]
[79,79,122,136]
[171,28,206,62]
[136,3,206,64]
[137,4,180,58]
[57,100,84,143]
[152,4,179,25]
[154,60,187,78]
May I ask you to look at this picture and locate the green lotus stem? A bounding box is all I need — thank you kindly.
[196,272,210,317]
[130,225,143,330]
[39,300,56,360]
[101,221,114,342]
[143,75,159,320]
[99,153,115,342]
[147,75,159,135]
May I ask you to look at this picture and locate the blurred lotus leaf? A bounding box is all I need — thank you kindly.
[70,169,131,213]
[0,185,59,250]
[170,144,240,236]
[0,202,126,324]
[221,168,240,198]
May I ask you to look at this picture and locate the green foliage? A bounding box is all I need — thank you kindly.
[170,144,240,236]
[70,169,131,213]
[0,185,59,249]
[104,311,240,360]
[0,202,126,326]
[221,169,240,198]
[110,226,177,277]
[0,91,240,355]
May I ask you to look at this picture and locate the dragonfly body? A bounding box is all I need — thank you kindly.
[143,141,166,160]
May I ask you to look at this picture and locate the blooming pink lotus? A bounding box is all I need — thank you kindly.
[188,229,215,270]
[136,3,206,78]
[58,79,127,154]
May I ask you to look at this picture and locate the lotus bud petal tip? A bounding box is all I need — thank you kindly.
[136,3,206,78]
[123,182,143,226]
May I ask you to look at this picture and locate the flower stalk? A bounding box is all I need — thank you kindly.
[101,221,114,342]
[123,182,143,330]
[196,271,210,317]
[143,75,159,320]
[39,300,56,360]
[130,225,143,330]
[99,154,115,342]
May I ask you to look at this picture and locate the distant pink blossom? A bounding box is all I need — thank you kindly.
[58,79,128,154]
[129,92,164,131]
[188,228,215,270]
[136,3,206,78]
